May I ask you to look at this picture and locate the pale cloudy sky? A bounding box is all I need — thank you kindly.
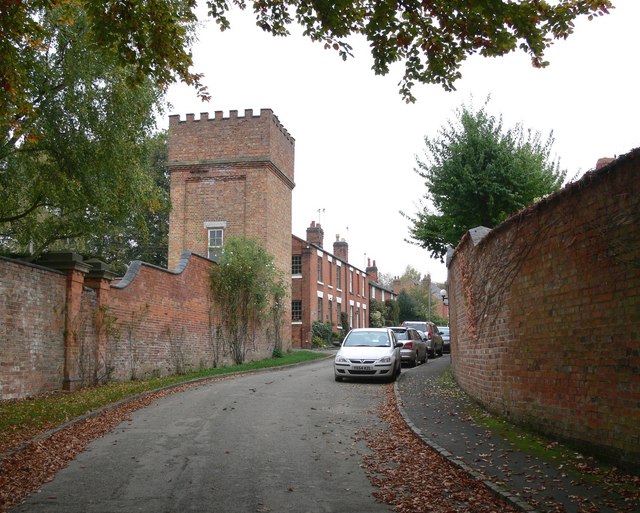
[163,1,639,284]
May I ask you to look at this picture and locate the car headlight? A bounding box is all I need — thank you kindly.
[335,356,348,363]
[377,356,391,363]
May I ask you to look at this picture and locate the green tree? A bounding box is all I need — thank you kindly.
[220,0,610,101]
[0,1,609,256]
[405,101,566,260]
[384,299,400,327]
[77,132,171,275]
[1,0,203,147]
[209,236,285,364]
[398,289,424,323]
[0,5,167,258]
[2,0,611,117]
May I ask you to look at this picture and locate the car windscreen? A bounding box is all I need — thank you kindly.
[343,331,390,347]
[391,330,410,340]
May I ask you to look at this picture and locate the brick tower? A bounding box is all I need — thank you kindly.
[167,109,295,348]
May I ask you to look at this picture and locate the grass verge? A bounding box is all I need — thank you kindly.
[0,350,328,451]
[437,368,639,495]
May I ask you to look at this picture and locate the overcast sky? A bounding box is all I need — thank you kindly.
[163,1,639,284]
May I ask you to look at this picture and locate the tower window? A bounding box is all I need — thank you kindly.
[208,228,224,260]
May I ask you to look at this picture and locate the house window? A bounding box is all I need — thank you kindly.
[292,255,302,275]
[292,300,302,322]
[337,302,342,323]
[328,260,333,286]
[336,265,342,290]
[349,305,354,329]
[317,297,323,321]
[349,269,354,294]
[317,256,323,283]
[208,228,224,260]
[328,299,333,325]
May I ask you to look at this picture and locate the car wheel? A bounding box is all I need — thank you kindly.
[396,362,401,376]
[411,354,418,367]
[420,350,427,364]
[335,375,343,382]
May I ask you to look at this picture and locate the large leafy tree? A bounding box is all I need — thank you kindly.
[78,132,171,274]
[0,0,611,255]
[405,101,566,260]
[0,4,169,257]
[2,0,612,114]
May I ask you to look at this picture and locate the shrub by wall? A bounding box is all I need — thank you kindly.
[448,149,640,470]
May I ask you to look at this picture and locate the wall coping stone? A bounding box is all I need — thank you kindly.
[112,251,215,289]
[35,251,91,274]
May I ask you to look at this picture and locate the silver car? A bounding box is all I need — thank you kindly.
[334,328,402,382]
[390,327,428,367]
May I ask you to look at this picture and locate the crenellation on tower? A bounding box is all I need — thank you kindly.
[167,109,295,180]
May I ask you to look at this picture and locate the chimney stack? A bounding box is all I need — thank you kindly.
[333,234,348,262]
[366,258,379,282]
[306,221,324,248]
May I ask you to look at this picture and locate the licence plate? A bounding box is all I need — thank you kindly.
[353,365,372,371]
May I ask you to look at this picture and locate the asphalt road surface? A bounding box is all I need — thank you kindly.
[12,357,394,513]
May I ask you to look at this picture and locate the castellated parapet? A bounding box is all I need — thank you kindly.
[168,108,295,184]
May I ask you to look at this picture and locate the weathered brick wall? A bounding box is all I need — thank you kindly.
[0,251,255,399]
[105,253,219,381]
[448,149,640,469]
[0,257,66,399]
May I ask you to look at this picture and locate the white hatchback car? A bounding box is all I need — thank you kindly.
[334,328,402,382]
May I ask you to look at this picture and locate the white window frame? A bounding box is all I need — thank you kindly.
[204,221,226,260]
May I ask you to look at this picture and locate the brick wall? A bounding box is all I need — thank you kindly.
[0,257,66,399]
[0,252,247,399]
[448,148,640,469]
[104,252,219,381]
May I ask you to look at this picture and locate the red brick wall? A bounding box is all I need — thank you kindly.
[1,252,244,399]
[104,252,219,380]
[448,149,640,469]
[0,257,66,399]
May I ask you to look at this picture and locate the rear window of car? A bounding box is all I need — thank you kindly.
[391,329,409,340]
[403,321,427,332]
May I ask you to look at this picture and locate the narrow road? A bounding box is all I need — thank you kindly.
[12,358,394,513]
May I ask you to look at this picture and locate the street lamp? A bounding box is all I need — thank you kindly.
[440,288,448,320]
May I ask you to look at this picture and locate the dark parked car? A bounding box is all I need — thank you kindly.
[390,327,428,367]
[403,320,443,357]
[438,326,450,353]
